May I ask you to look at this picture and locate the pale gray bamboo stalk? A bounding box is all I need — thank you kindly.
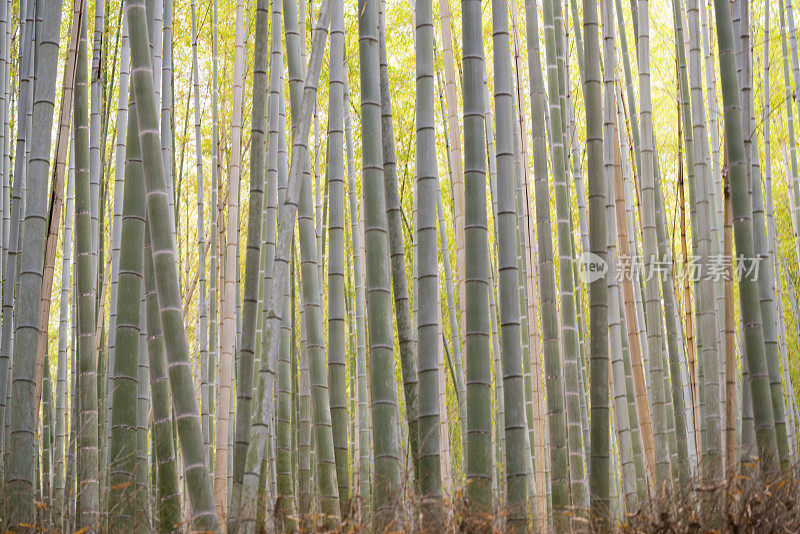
[160,0,174,238]
[89,0,103,298]
[541,0,579,519]
[189,0,209,463]
[213,0,246,520]
[54,140,75,522]
[73,10,102,528]
[636,0,671,491]
[606,130,638,513]
[135,296,151,525]
[283,0,341,523]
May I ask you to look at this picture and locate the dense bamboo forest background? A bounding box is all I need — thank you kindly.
[0,0,799,530]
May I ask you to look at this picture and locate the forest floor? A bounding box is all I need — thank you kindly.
[325,466,800,533]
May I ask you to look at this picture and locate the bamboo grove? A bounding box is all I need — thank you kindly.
[0,0,799,530]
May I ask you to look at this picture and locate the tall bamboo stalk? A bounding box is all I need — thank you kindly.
[230,0,271,519]
[712,0,780,476]
[327,0,349,511]
[378,0,420,486]
[269,0,296,527]
[74,11,101,527]
[125,0,218,528]
[53,140,75,523]
[460,1,494,501]
[207,0,220,474]
[3,1,63,528]
[190,0,209,462]
[107,84,145,528]
[345,67,373,516]
[0,0,35,456]
[586,0,610,520]
[213,0,246,520]
[357,0,404,523]
[492,0,529,525]
[143,226,181,531]
[438,0,466,372]
[416,0,443,521]
[636,0,671,491]
[285,0,341,523]
[238,4,330,528]
[541,0,575,520]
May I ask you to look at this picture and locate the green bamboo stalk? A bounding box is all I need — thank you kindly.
[586,0,609,520]
[765,31,800,462]
[357,0,403,523]
[2,0,62,528]
[0,0,35,459]
[237,4,330,528]
[125,0,218,528]
[73,10,102,528]
[283,0,340,523]
[491,0,529,525]
[415,0,443,521]
[541,0,576,521]
[378,0,420,487]
[326,0,350,512]
[143,226,181,532]
[712,0,780,476]
[344,68,372,514]
[230,0,270,520]
[745,0,791,471]
[433,64,469,464]
[107,84,145,528]
[105,17,130,474]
